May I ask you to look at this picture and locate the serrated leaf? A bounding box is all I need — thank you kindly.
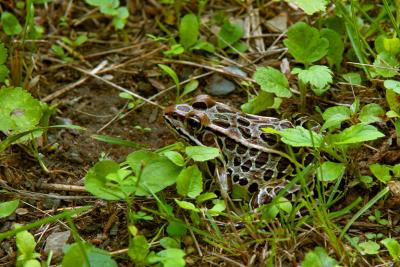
[240,91,275,115]
[320,28,344,69]
[176,166,203,198]
[128,235,149,265]
[330,124,385,145]
[359,103,384,124]
[384,80,400,94]
[279,126,323,147]
[179,13,199,49]
[288,0,328,15]
[185,146,220,161]
[253,67,292,97]
[174,199,199,212]
[321,106,351,131]
[0,43,8,65]
[369,164,392,183]
[381,238,400,260]
[1,12,22,36]
[0,87,43,133]
[0,200,19,218]
[283,22,329,64]
[218,21,243,49]
[196,192,217,204]
[342,72,362,85]
[84,160,135,200]
[359,241,380,255]
[316,161,346,182]
[293,65,333,92]
[163,151,185,166]
[208,199,226,216]
[135,158,182,196]
[0,65,9,82]
[301,247,339,267]
[372,52,399,78]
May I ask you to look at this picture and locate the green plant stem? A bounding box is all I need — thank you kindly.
[340,187,389,238]
[299,79,306,113]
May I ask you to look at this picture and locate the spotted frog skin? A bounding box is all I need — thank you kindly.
[163,95,296,204]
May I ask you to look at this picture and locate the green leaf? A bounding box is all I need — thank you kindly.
[329,124,385,145]
[208,199,226,216]
[0,87,43,133]
[164,44,185,56]
[16,230,36,255]
[135,158,182,196]
[62,242,117,267]
[0,65,9,82]
[160,237,180,249]
[372,52,399,78]
[84,160,135,200]
[185,146,220,161]
[163,151,185,166]
[181,80,199,97]
[174,199,199,212]
[301,247,339,267]
[218,21,244,49]
[51,44,65,57]
[288,0,328,15]
[381,238,400,261]
[167,221,187,237]
[320,28,344,69]
[0,199,19,218]
[0,42,8,65]
[253,67,292,97]
[283,22,329,65]
[191,40,215,53]
[179,13,199,49]
[321,106,351,131]
[74,35,88,46]
[292,65,333,94]
[359,103,384,124]
[384,38,400,55]
[158,64,180,92]
[126,150,159,174]
[240,91,275,115]
[176,166,203,198]
[196,192,217,204]
[316,161,346,182]
[384,80,400,94]
[369,164,392,183]
[128,235,149,265]
[1,12,22,35]
[342,72,362,85]
[147,248,186,267]
[279,126,323,147]
[359,241,380,255]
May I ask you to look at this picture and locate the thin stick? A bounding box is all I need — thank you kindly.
[42,60,107,102]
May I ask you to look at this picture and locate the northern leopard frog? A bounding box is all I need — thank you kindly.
[164,95,297,205]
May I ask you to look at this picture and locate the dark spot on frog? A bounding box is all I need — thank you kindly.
[236,144,247,154]
[276,157,291,172]
[238,127,252,139]
[239,178,248,185]
[260,133,278,146]
[233,174,240,182]
[248,183,259,193]
[263,170,274,181]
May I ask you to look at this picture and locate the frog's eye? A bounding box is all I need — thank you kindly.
[192,95,216,110]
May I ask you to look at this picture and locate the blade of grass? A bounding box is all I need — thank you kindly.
[340,187,389,238]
